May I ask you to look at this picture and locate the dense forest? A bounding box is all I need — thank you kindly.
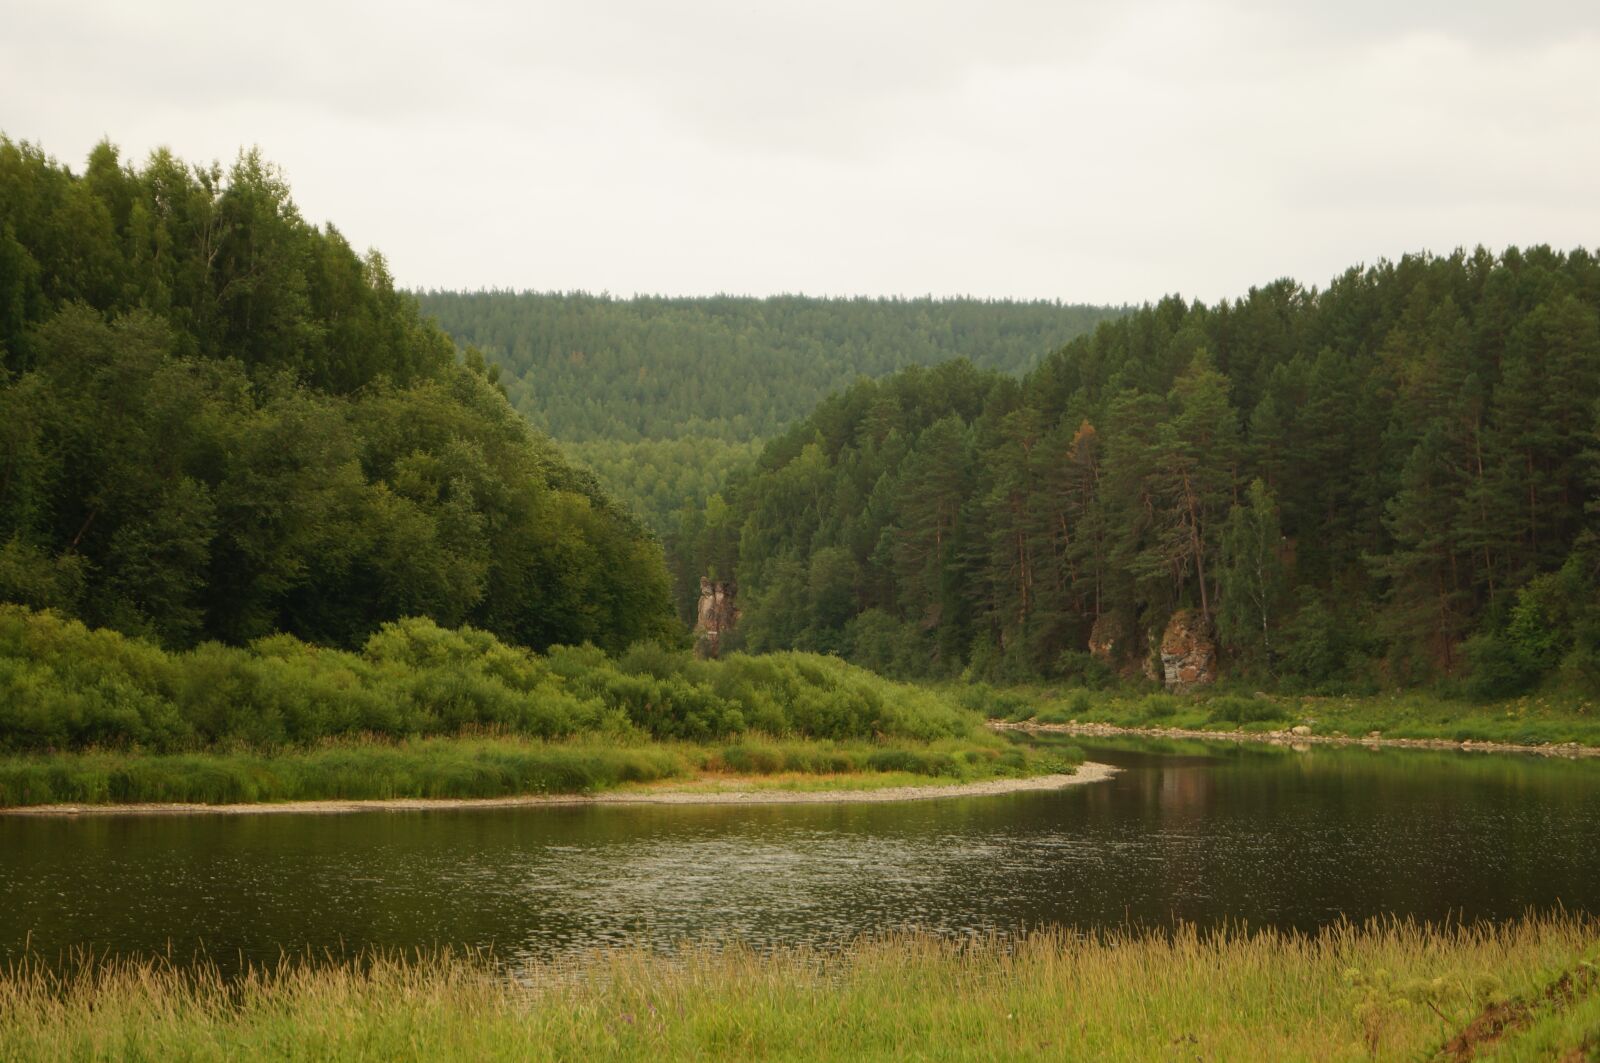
[0,138,674,653]
[7,137,1596,701]
[563,436,763,539]
[417,291,1122,442]
[683,250,1600,695]
[417,291,1121,531]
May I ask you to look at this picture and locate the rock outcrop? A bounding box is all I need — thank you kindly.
[1158,609,1217,692]
[693,578,739,659]
[1087,614,1123,664]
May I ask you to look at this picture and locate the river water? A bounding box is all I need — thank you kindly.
[2,739,1597,970]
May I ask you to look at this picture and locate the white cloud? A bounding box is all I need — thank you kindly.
[2,0,1596,303]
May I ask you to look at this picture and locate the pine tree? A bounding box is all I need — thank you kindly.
[1217,479,1287,669]
[1142,351,1240,621]
[1372,425,1471,674]
[892,416,974,659]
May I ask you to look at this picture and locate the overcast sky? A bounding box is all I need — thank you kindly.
[4,0,1598,305]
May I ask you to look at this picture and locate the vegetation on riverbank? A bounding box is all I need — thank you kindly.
[0,605,1075,806]
[981,682,1600,749]
[0,734,1070,808]
[0,605,981,750]
[2,916,1594,1061]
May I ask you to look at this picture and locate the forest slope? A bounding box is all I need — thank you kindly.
[416,290,1122,443]
[0,138,673,653]
[416,291,1122,533]
[686,249,1600,696]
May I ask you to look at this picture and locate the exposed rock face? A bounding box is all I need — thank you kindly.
[1087,614,1123,664]
[694,578,739,659]
[1158,609,1217,692]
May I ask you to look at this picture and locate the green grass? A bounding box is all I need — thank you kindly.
[618,771,949,794]
[1,916,1594,1060]
[0,733,1079,807]
[1003,685,1600,748]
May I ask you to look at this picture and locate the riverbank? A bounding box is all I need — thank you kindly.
[0,607,1093,809]
[2,915,1593,1061]
[0,763,1114,817]
[986,684,1600,753]
[994,720,1600,758]
[0,734,1085,810]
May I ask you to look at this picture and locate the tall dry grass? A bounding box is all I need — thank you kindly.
[1,915,1594,1060]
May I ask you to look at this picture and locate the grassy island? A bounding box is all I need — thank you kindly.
[0,606,1076,808]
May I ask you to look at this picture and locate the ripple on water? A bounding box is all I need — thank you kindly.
[2,744,1598,970]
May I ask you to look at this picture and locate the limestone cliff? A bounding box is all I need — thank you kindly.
[1087,614,1125,665]
[694,578,739,659]
[1158,609,1218,692]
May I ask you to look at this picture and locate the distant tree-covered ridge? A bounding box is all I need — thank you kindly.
[0,137,675,652]
[685,249,1600,695]
[417,290,1123,542]
[415,290,1124,444]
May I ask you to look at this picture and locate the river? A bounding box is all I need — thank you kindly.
[2,739,1596,971]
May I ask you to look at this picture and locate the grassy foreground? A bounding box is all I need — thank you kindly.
[1,918,1595,1061]
[983,684,1600,748]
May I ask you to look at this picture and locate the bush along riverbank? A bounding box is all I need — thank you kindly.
[1,916,1595,1061]
[0,736,1086,809]
[975,683,1600,752]
[0,606,1078,807]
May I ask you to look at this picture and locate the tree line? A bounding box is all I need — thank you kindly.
[416,290,1123,443]
[679,250,1600,695]
[0,138,675,653]
[416,290,1122,533]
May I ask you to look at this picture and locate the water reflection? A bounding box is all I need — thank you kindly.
[1,741,1596,971]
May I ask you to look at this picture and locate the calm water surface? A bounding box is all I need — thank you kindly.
[2,740,1597,969]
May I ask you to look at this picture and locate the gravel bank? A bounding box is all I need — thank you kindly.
[2,762,1119,816]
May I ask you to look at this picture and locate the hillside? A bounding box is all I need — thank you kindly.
[0,138,675,652]
[416,291,1123,442]
[685,249,1600,694]
[417,291,1122,535]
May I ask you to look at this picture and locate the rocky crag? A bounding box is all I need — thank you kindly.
[694,579,739,659]
[1158,609,1218,692]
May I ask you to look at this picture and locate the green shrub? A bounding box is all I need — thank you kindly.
[1055,650,1114,690]
[1561,631,1600,694]
[954,682,1033,720]
[1461,633,1542,701]
[1135,694,1179,722]
[1279,592,1371,686]
[617,640,687,680]
[0,604,991,754]
[1205,695,1282,726]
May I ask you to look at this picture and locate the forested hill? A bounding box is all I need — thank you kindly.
[685,248,1600,695]
[0,138,675,652]
[416,291,1121,537]
[415,291,1123,442]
